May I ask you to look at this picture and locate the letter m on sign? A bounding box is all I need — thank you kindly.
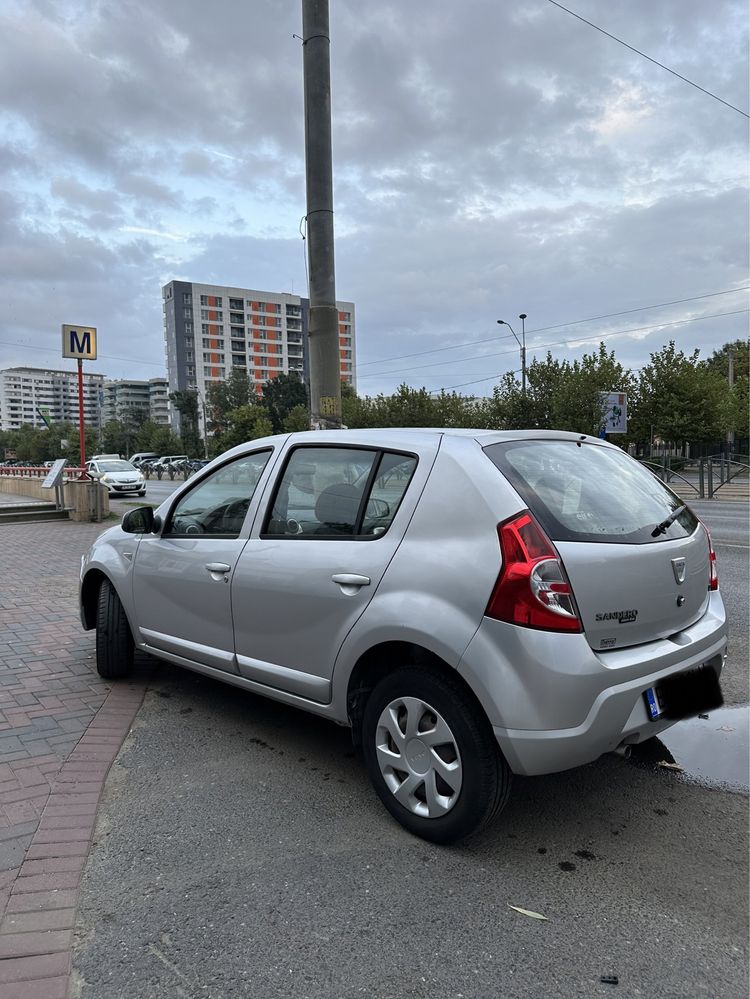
[62,324,97,360]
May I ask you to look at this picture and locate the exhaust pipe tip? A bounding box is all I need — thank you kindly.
[613,743,632,759]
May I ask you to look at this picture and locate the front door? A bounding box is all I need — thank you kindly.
[231,444,428,702]
[133,449,274,673]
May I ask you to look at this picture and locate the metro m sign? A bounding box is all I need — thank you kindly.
[62,324,97,360]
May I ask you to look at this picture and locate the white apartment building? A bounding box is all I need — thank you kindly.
[0,366,105,431]
[101,378,170,426]
[162,281,356,430]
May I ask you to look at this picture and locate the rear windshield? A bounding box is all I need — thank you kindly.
[484,440,698,544]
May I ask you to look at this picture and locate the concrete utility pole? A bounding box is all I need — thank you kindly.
[727,348,735,451]
[497,315,528,396]
[302,0,341,429]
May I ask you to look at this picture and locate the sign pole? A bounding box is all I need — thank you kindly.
[61,324,97,475]
[77,358,86,472]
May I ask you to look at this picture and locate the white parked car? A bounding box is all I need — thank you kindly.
[87,458,146,496]
[80,430,727,842]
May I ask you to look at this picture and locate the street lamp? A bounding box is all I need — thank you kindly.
[497,313,527,396]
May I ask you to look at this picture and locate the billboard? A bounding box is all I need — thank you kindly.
[600,392,627,434]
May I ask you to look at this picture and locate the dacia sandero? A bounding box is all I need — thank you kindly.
[80,430,726,842]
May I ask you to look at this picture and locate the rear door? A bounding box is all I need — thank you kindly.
[231,443,431,702]
[484,439,710,651]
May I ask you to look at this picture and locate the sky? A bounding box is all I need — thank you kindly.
[0,0,748,397]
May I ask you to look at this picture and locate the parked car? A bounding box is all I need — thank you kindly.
[80,430,727,843]
[129,452,159,468]
[148,455,190,477]
[188,458,211,474]
[90,453,121,462]
[86,458,146,497]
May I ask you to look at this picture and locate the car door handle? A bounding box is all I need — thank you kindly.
[331,573,371,587]
[205,562,231,573]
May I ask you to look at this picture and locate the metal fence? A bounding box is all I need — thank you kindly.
[640,455,749,499]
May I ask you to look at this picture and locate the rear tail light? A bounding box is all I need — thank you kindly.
[486,511,582,632]
[703,525,719,591]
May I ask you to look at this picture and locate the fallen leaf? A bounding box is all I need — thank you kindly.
[508,904,548,921]
[657,761,684,772]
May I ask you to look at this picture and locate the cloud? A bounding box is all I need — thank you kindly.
[0,0,746,393]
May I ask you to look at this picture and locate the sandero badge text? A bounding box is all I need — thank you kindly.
[595,609,639,624]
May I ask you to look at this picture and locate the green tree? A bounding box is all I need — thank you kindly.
[170,390,202,457]
[262,372,308,433]
[205,369,252,437]
[631,341,727,448]
[149,426,184,456]
[705,340,749,442]
[219,404,274,451]
[99,420,130,456]
[283,404,311,432]
[133,420,160,451]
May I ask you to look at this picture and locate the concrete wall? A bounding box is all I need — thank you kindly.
[0,476,110,522]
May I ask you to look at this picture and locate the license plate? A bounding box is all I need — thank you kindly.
[644,666,723,722]
[644,686,663,721]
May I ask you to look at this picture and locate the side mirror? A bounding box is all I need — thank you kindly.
[122,506,161,534]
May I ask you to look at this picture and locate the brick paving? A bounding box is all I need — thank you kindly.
[0,519,150,996]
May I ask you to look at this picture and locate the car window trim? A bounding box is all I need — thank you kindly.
[162,447,274,539]
[259,443,419,542]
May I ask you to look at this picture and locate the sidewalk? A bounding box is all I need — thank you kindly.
[0,519,149,998]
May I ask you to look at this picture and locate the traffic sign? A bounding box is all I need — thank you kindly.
[62,324,97,360]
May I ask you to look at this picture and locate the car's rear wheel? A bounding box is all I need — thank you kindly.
[95,579,134,679]
[361,666,511,843]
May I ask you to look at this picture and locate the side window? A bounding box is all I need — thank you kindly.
[264,447,417,539]
[266,447,377,537]
[165,451,271,538]
[362,452,417,536]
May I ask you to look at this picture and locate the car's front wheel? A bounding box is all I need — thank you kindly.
[95,579,134,679]
[361,666,511,843]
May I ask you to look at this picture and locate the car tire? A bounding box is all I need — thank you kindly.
[361,666,511,844]
[138,490,147,496]
[95,579,134,679]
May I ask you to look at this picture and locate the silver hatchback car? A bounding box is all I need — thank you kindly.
[80,430,727,842]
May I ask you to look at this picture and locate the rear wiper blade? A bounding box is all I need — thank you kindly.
[652,505,686,537]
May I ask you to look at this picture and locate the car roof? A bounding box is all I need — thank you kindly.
[285,428,605,445]
[209,427,613,468]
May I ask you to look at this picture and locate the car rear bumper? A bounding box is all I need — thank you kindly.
[458,591,728,776]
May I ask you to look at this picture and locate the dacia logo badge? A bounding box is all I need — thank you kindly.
[671,557,686,585]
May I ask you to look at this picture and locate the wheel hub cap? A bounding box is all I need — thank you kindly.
[375,696,463,819]
[405,738,430,774]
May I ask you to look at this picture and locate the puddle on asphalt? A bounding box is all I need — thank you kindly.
[629,704,749,793]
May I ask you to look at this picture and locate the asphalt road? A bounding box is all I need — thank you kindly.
[72,493,749,998]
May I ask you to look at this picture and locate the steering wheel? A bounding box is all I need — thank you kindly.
[178,517,204,535]
[220,497,250,530]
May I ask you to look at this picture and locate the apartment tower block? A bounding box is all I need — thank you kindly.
[162,281,355,430]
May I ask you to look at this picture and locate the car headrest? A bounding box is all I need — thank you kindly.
[314,482,361,531]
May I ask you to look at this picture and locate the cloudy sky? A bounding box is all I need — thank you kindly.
[1,0,747,396]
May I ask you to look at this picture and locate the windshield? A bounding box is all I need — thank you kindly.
[98,460,137,472]
[484,440,698,544]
